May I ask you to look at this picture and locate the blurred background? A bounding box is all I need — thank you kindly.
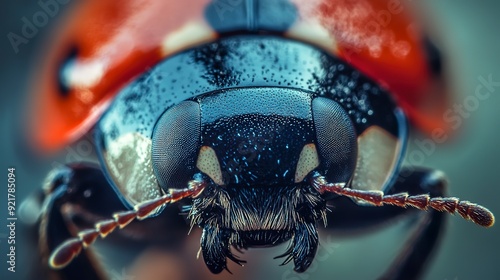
[1,0,499,279]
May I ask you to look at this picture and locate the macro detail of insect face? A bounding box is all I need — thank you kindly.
[24,1,495,279]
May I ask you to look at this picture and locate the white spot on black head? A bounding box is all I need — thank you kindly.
[295,143,320,183]
[196,146,225,186]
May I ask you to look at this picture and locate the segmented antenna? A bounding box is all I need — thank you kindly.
[49,180,206,269]
[311,175,495,228]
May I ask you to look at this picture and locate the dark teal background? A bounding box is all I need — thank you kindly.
[1,1,499,279]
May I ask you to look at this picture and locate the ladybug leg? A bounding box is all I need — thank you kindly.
[324,167,447,280]
[36,163,124,280]
[34,163,188,280]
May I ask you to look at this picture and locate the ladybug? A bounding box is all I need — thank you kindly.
[26,0,494,279]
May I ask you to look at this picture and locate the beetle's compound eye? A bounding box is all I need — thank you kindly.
[152,101,202,190]
[312,97,357,184]
[312,96,405,195]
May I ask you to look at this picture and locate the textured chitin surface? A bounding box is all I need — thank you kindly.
[198,88,315,187]
[98,37,402,142]
[97,36,405,193]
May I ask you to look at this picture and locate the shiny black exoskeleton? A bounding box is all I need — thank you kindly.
[95,36,406,273]
[28,35,494,280]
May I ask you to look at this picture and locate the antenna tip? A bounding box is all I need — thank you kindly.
[469,204,495,227]
[49,238,82,269]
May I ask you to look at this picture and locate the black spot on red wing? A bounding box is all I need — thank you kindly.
[57,47,78,97]
[204,0,297,34]
[423,37,443,77]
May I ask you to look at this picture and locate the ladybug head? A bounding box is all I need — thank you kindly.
[148,87,357,273]
[150,87,357,190]
[90,37,409,273]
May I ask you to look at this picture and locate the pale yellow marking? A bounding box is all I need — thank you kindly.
[103,133,163,206]
[286,20,338,53]
[351,126,399,192]
[295,143,320,183]
[196,146,225,186]
[161,21,216,56]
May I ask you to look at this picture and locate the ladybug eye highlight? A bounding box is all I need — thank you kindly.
[57,47,78,96]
